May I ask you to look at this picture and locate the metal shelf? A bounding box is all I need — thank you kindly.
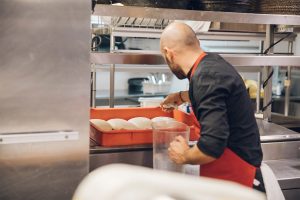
[94,5,300,26]
[91,52,164,65]
[112,27,297,41]
[91,52,300,67]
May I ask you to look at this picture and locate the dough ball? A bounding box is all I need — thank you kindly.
[128,117,152,130]
[107,118,138,130]
[244,79,258,90]
[151,116,176,123]
[244,79,264,99]
[90,119,113,132]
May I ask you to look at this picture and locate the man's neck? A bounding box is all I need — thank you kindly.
[181,50,205,76]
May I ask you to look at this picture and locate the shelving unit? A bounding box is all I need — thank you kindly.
[91,4,300,121]
[93,5,300,25]
[91,52,300,66]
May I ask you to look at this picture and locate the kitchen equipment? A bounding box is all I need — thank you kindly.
[142,82,171,94]
[138,97,163,107]
[152,120,190,173]
[143,73,171,94]
[114,0,193,9]
[259,0,300,15]
[128,77,148,94]
[200,0,258,13]
[91,35,127,52]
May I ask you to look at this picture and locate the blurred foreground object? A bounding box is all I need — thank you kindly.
[73,164,265,200]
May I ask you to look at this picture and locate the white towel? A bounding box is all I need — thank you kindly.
[261,163,285,200]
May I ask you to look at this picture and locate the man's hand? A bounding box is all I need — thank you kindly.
[160,91,190,112]
[168,136,217,165]
[168,136,189,164]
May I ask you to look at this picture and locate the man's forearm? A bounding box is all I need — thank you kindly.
[179,90,191,103]
[184,145,216,165]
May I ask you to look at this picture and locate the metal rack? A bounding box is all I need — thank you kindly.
[93,5,300,25]
[91,5,300,121]
[91,52,300,66]
[110,27,297,41]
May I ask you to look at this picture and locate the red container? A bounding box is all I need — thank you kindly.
[90,107,200,147]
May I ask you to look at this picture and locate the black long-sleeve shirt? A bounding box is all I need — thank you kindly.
[188,53,263,168]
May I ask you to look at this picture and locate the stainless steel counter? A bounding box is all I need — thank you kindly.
[265,159,300,190]
[90,145,153,171]
[265,159,300,199]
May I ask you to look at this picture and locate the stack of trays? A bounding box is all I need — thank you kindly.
[114,0,193,9]
[201,0,258,13]
[259,0,300,15]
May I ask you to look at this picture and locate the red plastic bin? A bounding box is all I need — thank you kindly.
[90,107,200,147]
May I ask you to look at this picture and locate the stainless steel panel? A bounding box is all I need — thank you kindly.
[94,5,300,25]
[91,52,300,66]
[109,34,116,108]
[257,119,300,136]
[282,189,300,200]
[0,0,90,200]
[90,151,153,171]
[261,134,300,143]
[264,159,300,190]
[0,137,85,200]
[262,141,300,160]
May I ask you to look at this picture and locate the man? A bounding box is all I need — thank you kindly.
[160,22,265,192]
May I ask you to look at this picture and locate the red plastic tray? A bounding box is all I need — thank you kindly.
[90,107,200,147]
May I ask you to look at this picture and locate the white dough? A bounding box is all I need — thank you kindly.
[128,117,152,130]
[151,117,176,123]
[107,118,138,130]
[90,119,113,132]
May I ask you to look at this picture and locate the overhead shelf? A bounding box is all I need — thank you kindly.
[93,5,300,26]
[91,52,300,67]
[91,52,165,65]
[111,27,296,41]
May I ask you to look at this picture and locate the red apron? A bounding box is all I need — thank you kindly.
[190,52,256,188]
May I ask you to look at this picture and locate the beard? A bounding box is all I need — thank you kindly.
[165,56,186,80]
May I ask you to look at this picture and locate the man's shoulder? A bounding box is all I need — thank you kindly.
[200,53,239,77]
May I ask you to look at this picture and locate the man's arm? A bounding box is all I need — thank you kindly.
[160,91,190,112]
[168,72,233,165]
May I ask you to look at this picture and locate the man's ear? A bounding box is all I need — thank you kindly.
[163,47,173,61]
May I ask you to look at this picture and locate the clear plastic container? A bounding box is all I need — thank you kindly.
[152,121,190,173]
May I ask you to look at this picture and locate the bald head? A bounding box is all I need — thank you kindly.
[160,22,200,53]
[160,22,203,80]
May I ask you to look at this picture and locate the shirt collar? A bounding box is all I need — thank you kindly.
[187,52,207,81]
